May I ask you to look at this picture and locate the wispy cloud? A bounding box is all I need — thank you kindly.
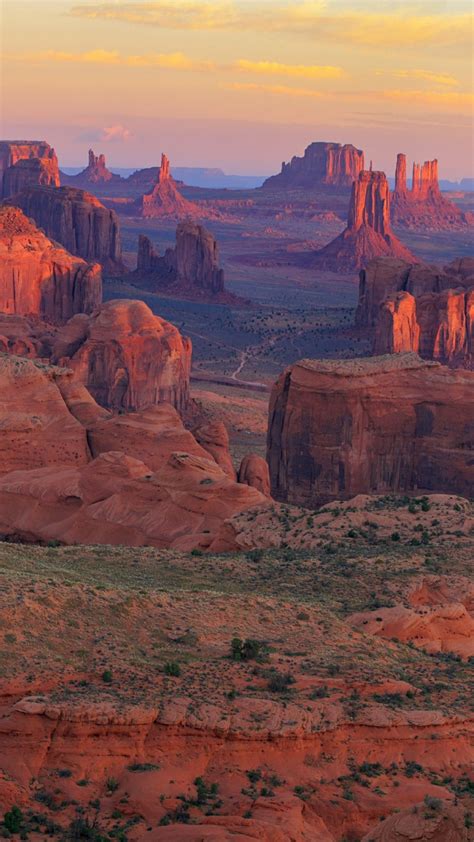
[235,60,344,80]
[377,69,460,87]
[227,82,327,99]
[69,2,473,51]
[5,49,214,71]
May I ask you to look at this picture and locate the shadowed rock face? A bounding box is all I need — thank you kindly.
[263,141,364,189]
[238,453,271,496]
[52,299,192,412]
[392,153,470,229]
[7,185,124,273]
[357,256,474,369]
[136,221,225,295]
[0,140,60,198]
[0,206,102,321]
[311,171,418,272]
[267,354,474,506]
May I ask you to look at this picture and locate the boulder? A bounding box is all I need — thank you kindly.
[193,421,236,478]
[238,454,271,496]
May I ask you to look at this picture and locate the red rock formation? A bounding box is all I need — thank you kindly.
[267,354,474,506]
[141,153,202,219]
[312,171,418,272]
[7,185,124,273]
[362,800,471,841]
[0,140,60,198]
[375,287,474,368]
[0,206,102,321]
[193,421,236,478]
[88,403,210,471]
[0,450,267,550]
[357,256,474,368]
[355,256,473,327]
[135,222,227,298]
[392,153,469,229]
[52,299,192,412]
[65,148,121,185]
[238,453,271,496]
[263,141,364,189]
[0,355,90,476]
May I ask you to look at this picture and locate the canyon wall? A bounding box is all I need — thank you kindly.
[267,353,474,505]
[0,206,102,321]
[8,185,124,273]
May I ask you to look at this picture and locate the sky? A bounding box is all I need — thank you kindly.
[1,0,473,178]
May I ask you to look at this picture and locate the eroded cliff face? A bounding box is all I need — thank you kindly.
[357,256,474,368]
[51,299,192,412]
[0,206,102,321]
[311,171,417,272]
[391,153,469,229]
[0,140,60,198]
[267,354,474,506]
[8,185,124,273]
[263,141,364,189]
[135,221,226,298]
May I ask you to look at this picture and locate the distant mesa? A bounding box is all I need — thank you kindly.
[0,140,60,199]
[262,141,364,190]
[140,152,203,219]
[0,205,102,321]
[136,220,235,302]
[310,170,418,272]
[392,153,471,230]
[7,185,125,274]
[62,148,122,186]
[357,255,474,369]
[267,353,474,506]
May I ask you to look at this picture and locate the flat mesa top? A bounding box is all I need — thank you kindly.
[297,353,439,376]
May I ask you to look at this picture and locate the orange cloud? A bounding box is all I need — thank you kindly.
[377,69,460,87]
[70,2,473,51]
[235,60,344,80]
[5,49,214,71]
[13,49,121,64]
[226,82,327,99]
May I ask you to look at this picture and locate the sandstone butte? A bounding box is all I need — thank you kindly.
[51,299,193,413]
[356,255,474,369]
[141,153,203,219]
[392,153,471,230]
[0,205,102,321]
[311,170,418,272]
[136,220,226,299]
[7,185,125,274]
[62,147,122,185]
[0,140,60,199]
[262,141,364,189]
[267,353,474,506]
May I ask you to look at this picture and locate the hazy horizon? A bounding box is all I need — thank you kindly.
[2,0,473,179]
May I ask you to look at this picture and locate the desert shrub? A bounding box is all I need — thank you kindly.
[164,662,181,677]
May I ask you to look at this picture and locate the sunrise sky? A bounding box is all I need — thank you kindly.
[1,0,473,178]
